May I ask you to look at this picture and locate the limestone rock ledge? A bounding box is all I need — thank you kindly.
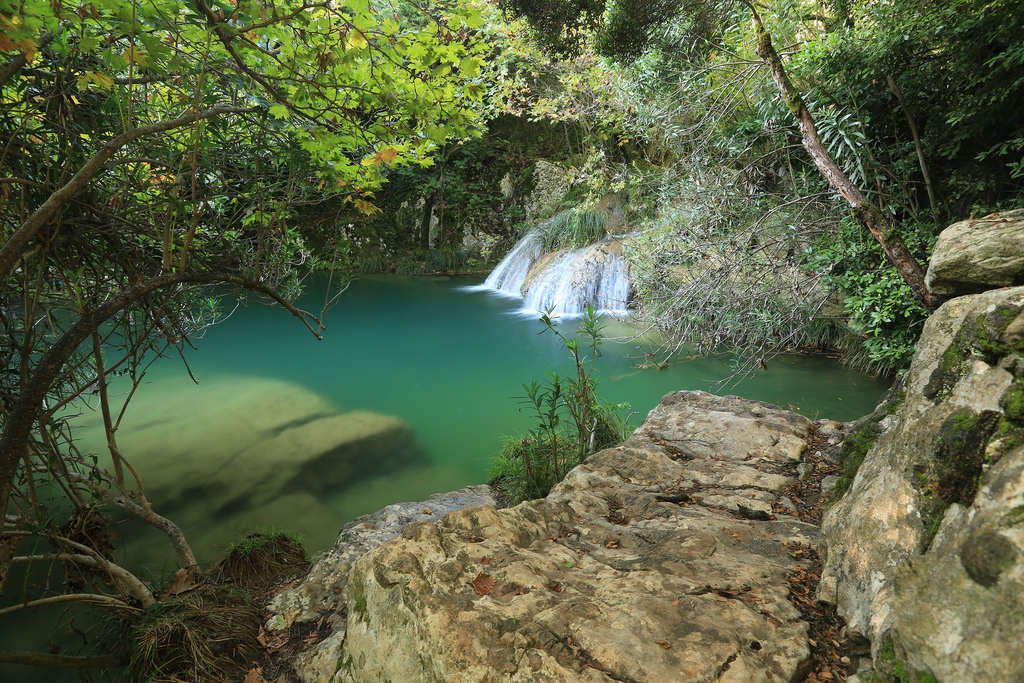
[821,286,1024,681]
[925,209,1024,304]
[287,391,823,682]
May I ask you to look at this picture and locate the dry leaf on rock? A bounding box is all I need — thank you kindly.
[471,573,496,596]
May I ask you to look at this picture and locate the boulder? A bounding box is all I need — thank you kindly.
[925,208,1024,303]
[270,485,498,683]
[326,392,821,682]
[820,286,1024,680]
[96,377,422,561]
[269,485,497,626]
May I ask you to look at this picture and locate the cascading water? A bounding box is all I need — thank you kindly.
[470,227,631,317]
[520,241,630,316]
[479,230,542,295]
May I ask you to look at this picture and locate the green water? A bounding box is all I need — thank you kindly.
[71,274,886,564]
[1,275,887,679]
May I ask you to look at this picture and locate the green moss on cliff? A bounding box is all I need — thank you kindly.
[924,304,1023,400]
[831,378,907,504]
[915,409,1001,549]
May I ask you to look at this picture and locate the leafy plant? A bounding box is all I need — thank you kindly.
[492,307,630,503]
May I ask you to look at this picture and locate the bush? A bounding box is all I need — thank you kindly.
[491,308,630,504]
[536,208,608,251]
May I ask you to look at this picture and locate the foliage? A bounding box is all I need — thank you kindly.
[807,216,934,369]
[535,207,608,251]
[790,0,1024,217]
[491,308,629,503]
[505,0,1023,374]
[0,0,493,670]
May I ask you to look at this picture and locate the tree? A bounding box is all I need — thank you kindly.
[0,0,488,669]
[505,0,933,307]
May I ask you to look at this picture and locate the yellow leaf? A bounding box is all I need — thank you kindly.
[14,38,35,61]
[374,148,398,164]
[123,46,148,66]
[346,30,368,50]
[92,72,114,89]
[353,199,380,216]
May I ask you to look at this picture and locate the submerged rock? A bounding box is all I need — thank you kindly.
[104,378,422,560]
[283,392,827,682]
[925,208,1024,303]
[821,286,1024,680]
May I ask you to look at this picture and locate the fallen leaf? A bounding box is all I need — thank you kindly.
[671,600,680,606]
[480,556,491,565]
[471,573,496,596]
[655,640,671,649]
[243,667,268,683]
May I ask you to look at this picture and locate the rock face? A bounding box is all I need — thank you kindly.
[270,485,497,625]
[925,209,1024,304]
[269,486,497,682]
[306,392,823,682]
[821,286,1024,680]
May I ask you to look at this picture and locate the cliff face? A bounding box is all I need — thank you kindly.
[821,296,1023,680]
[820,211,1024,681]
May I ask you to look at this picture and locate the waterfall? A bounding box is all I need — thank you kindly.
[479,231,542,295]
[470,228,631,317]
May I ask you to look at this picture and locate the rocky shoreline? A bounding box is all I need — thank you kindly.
[252,211,1023,682]
[261,393,863,682]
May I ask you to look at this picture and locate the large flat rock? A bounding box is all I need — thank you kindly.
[925,208,1024,303]
[87,377,422,560]
[315,391,820,682]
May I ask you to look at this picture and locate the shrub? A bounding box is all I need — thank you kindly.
[491,308,630,504]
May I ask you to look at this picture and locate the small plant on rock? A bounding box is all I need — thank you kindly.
[492,307,630,504]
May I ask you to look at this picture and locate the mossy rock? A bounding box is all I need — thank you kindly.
[915,408,1001,549]
[959,529,1017,588]
[831,375,907,503]
[924,303,1023,400]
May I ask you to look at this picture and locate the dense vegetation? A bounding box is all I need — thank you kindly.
[0,0,1021,676]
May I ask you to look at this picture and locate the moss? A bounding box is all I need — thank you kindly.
[924,304,1023,400]
[831,426,878,502]
[876,634,939,683]
[830,379,906,504]
[1001,378,1024,422]
[960,529,1017,587]
[917,409,1001,549]
[349,578,369,623]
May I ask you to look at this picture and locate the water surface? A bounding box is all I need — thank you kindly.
[76,274,886,565]
[1,274,888,681]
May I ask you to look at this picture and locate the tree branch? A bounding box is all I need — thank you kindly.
[744,2,931,307]
[0,650,124,669]
[0,592,141,618]
[0,104,254,283]
[0,271,322,530]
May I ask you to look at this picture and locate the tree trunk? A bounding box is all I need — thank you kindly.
[747,5,932,309]
[886,74,939,216]
[420,194,435,249]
